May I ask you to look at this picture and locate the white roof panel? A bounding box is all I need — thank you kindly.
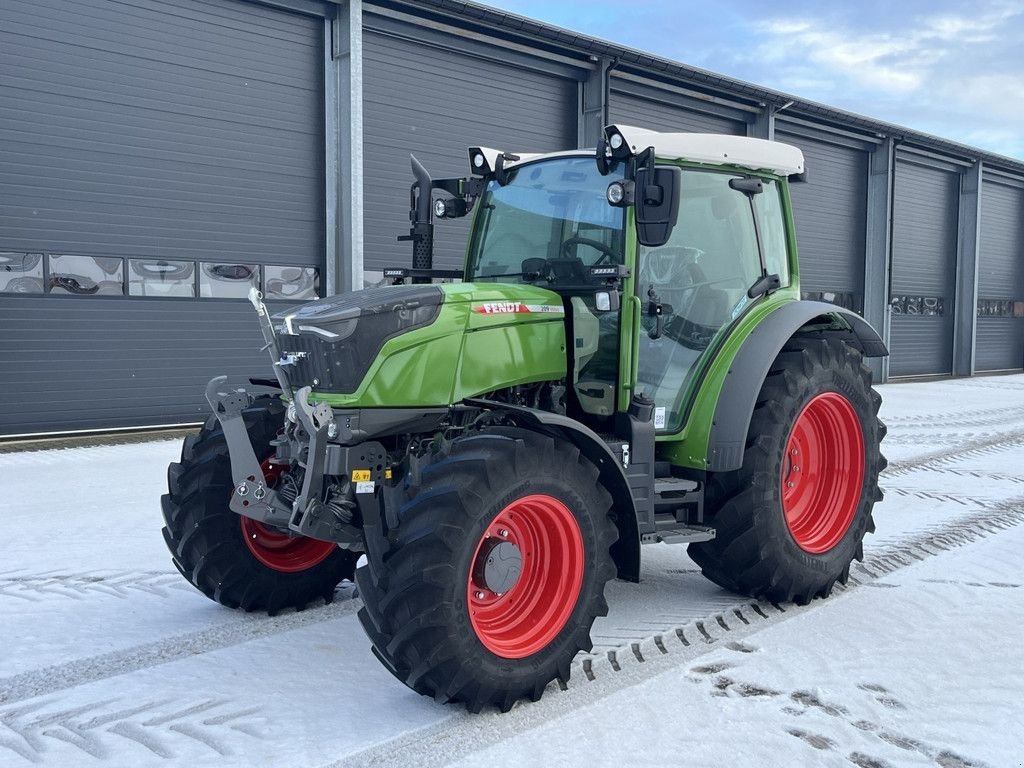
[611,124,805,176]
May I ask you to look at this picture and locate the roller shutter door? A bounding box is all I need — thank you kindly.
[887,155,959,377]
[776,128,869,313]
[608,79,747,136]
[362,26,578,273]
[976,178,1024,372]
[0,0,325,435]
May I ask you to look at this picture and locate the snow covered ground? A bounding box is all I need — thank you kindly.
[2,375,1023,767]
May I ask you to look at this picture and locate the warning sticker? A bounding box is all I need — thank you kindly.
[654,407,667,430]
[355,480,376,494]
[351,469,371,482]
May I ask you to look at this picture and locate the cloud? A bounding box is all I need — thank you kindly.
[479,0,1024,159]
[745,2,1024,156]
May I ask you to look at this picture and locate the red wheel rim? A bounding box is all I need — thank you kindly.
[781,392,865,554]
[467,494,584,659]
[239,459,336,573]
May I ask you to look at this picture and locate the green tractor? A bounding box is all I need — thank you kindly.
[162,125,886,712]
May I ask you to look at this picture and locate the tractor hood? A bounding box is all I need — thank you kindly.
[271,282,568,406]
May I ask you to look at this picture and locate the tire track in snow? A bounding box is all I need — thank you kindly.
[882,404,1024,426]
[883,427,1024,479]
[0,591,358,706]
[0,696,263,763]
[329,494,1024,768]
[0,571,193,602]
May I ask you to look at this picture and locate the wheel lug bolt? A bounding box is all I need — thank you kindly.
[787,481,795,488]
[474,591,485,599]
[793,466,800,472]
[498,529,508,538]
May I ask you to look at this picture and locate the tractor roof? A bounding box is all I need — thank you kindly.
[609,125,805,176]
[490,124,805,178]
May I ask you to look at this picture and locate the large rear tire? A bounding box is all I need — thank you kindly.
[161,396,358,614]
[356,427,618,712]
[689,335,886,604]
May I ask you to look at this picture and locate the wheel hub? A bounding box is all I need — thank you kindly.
[474,540,523,594]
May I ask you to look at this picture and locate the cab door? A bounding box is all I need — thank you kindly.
[633,169,766,433]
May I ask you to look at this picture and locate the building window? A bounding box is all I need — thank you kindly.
[128,259,195,297]
[199,263,258,298]
[0,252,45,294]
[264,266,319,301]
[48,255,124,295]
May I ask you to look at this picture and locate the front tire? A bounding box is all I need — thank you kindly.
[690,335,886,604]
[161,396,358,614]
[356,427,618,712]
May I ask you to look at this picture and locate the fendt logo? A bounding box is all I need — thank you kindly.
[471,303,566,315]
[475,302,523,314]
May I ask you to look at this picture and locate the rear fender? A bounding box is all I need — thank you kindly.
[706,301,887,473]
[464,399,641,582]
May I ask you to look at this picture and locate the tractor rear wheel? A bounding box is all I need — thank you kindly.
[161,396,358,614]
[689,335,886,604]
[356,427,618,712]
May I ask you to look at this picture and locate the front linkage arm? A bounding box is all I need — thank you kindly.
[204,376,293,529]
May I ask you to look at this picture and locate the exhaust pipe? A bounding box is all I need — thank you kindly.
[408,154,434,279]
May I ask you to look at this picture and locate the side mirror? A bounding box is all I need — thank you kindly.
[635,166,681,247]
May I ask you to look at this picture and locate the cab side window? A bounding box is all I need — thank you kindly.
[755,180,791,287]
[635,170,762,432]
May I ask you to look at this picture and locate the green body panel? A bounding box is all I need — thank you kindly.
[310,282,567,408]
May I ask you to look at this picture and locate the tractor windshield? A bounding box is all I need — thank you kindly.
[467,156,625,285]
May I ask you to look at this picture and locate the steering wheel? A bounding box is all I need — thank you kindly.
[560,236,618,265]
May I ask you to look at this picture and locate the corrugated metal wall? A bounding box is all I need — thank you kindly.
[775,126,869,313]
[608,78,747,136]
[361,17,580,273]
[977,177,1024,371]
[887,153,960,377]
[0,0,325,434]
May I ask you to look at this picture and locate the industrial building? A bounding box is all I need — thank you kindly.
[2,0,1022,435]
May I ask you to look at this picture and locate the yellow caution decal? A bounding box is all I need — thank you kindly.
[351,469,371,482]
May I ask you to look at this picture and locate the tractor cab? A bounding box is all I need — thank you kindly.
[407,125,805,440]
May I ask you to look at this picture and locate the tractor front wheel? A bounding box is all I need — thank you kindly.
[161,396,358,614]
[690,335,886,604]
[356,427,618,712]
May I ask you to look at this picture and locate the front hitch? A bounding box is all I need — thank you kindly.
[205,377,384,548]
[204,376,293,528]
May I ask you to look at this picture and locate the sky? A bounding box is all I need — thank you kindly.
[478,0,1024,160]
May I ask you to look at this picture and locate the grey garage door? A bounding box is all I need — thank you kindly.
[976,176,1024,372]
[887,153,960,377]
[0,0,325,435]
[362,22,579,274]
[608,78,747,136]
[776,127,869,313]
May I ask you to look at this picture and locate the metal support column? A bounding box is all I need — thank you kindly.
[952,160,983,377]
[747,105,774,140]
[863,137,894,382]
[326,0,363,296]
[578,58,612,148]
